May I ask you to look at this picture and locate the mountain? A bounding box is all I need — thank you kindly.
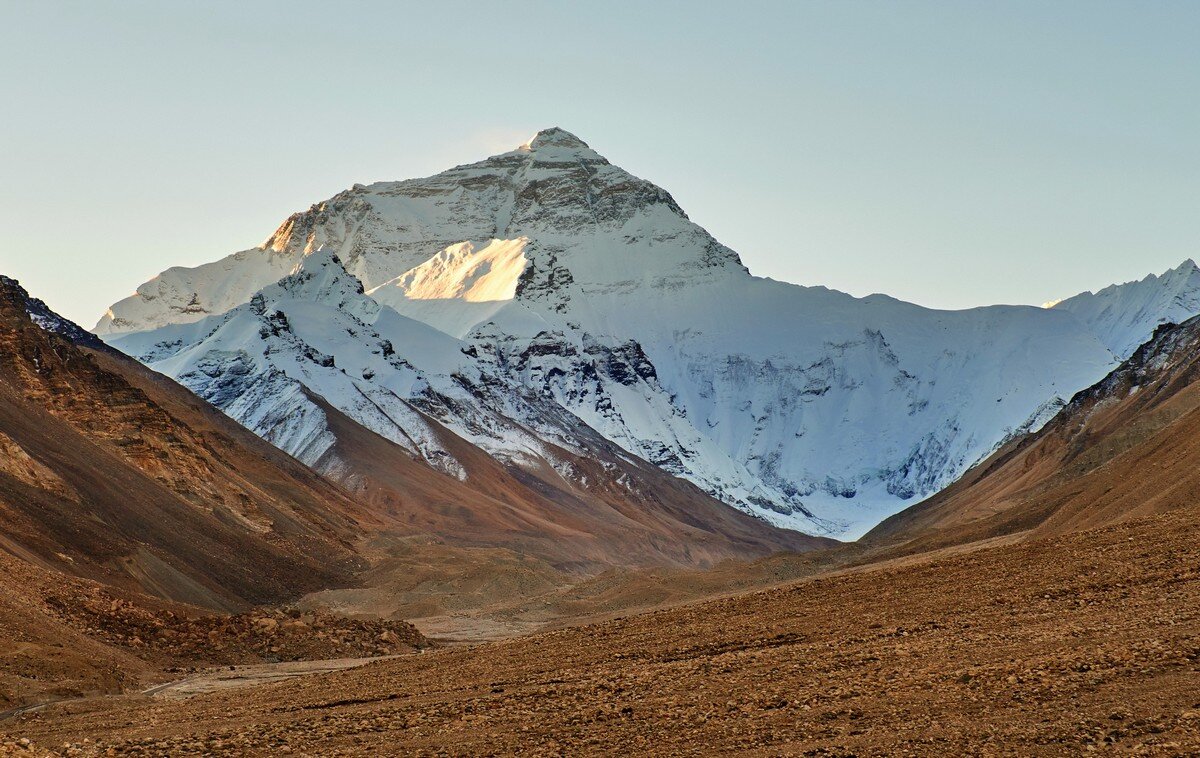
[866,311,1200,551]
[8,273,818,586]
[0,275,371,610]
[3,272,813,711]
[1049,258,1200,359]
[102,251,823,567]
[96,128,1200,538]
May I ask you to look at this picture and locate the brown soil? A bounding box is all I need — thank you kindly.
[0,548,427,713]
[297,536,850,643]
[0,278,372,611]
[310,390,831,571]
[141,657,396,701]
[7,504,1198,755]
[0,552,150,715]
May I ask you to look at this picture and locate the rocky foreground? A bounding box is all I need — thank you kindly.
[5,504,1199,756]
[0,547,428,716]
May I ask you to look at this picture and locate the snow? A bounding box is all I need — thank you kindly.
[1051,259,1200,359]
[371,238,529,303]
[95,249,300,335]
[94,128,1200,539]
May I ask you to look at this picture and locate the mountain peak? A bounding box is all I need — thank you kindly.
[520,127,590,152]
[1141,258,1200,287]
[264,246,368,307]
[0,274,106,349]
[295,246,345,273]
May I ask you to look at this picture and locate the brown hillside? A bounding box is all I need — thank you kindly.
[11,496,1199,755]
[0,276,370,610]
[311,391,829,573]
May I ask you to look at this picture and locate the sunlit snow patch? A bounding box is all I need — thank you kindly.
[368,238,529,338]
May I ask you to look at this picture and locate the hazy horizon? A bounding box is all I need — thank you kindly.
[1,1,1196,327]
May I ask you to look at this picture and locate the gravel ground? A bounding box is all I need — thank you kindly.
[5,506,1200,756]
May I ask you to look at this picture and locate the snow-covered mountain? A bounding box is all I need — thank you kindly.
[109,248,672,489]
[1049,259,1200,359]
[98,128,1200,539]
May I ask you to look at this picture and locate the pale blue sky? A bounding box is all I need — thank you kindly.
[1,1,1196,327]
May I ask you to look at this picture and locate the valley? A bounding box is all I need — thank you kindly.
[2,130,1199,756]
[7,505,1199,755]
[6,3,1198,754]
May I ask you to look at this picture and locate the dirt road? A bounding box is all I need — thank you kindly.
[138,657,396,701]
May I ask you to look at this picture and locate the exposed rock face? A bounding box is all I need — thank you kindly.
[95,129,1200,538]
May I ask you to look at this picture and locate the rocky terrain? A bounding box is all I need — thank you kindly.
[0,275,371,610]
[0,548,426,715]
[38,585,427,667]
[5,503,1198,755]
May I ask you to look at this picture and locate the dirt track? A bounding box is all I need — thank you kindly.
[138,657,395,701]
[6,505,1199,756]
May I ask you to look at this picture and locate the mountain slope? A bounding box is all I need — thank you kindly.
[96,129,1200,538]
[0,275,370,610]
[103,255,825,567]
[866,312,1200,551]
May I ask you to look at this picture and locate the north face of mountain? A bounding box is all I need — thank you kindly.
[94,129,1200,537]
[104,252,827,566]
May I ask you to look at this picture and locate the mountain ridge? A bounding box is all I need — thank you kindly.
[0,274,372,610]
[865,308,1200,551]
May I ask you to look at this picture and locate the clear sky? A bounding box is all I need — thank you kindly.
[1,1,1196,327]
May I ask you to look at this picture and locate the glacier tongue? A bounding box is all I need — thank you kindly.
[96,129,1200,539]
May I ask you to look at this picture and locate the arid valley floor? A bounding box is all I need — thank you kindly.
[5,503,1198,756]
